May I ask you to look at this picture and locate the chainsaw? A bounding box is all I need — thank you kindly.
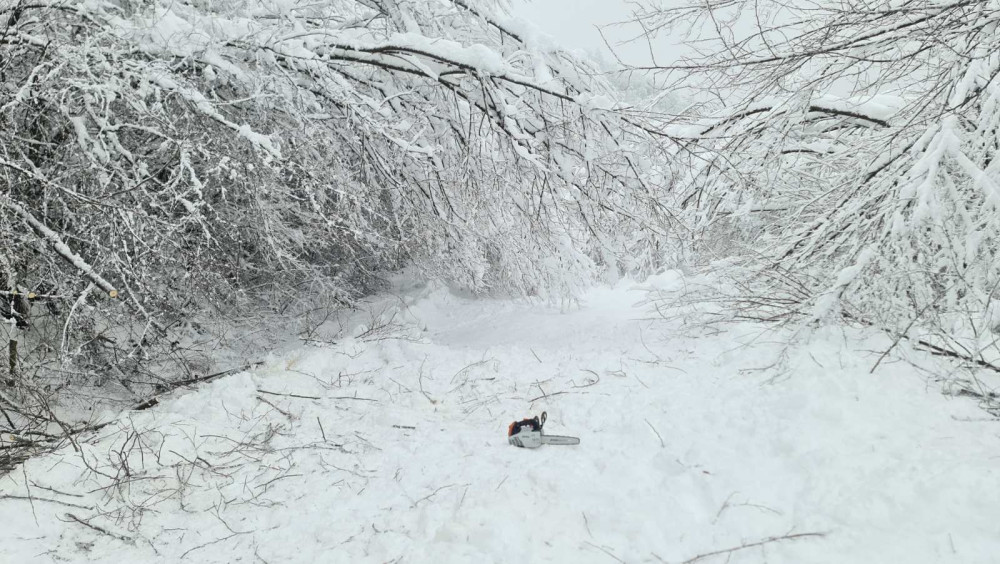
[507,411,580,448]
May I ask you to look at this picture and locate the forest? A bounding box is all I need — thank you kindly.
[1,1,998,561]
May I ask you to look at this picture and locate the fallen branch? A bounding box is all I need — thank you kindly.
[528,391,570,403]
[135,362,264,410]
[0,494,93,510]
[584,541,625,564]
[411,483,467,508]
[63,512,134,544]
[913,339,1000,375]
[257,389,321,400]
[2,361,266,477]
[681,531,827,564]
[256,396,293,419]
[644,419,665,448]
[160,362,265,391]
[179,531,250,559]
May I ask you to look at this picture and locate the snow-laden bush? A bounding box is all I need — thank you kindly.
[634,0,1000,359]
[0,0,678,394]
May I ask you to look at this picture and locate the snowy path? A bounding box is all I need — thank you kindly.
[2,274,999,563]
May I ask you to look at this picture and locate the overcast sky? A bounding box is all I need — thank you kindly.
[511,0,677,67]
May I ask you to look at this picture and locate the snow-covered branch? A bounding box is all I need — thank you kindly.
[0,0,677,385]
[632,0,1000,346]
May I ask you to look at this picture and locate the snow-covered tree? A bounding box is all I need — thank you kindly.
[0,0,676,390]
[634,0,1000,355]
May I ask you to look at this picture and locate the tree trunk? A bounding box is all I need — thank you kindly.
[2,271,19,385]
[7,336,16,385]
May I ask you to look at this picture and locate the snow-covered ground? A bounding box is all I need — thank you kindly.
[2,272,999,563]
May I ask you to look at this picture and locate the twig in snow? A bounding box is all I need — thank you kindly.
[528,391,570,403]
[353,431,382,451]
[22,466,37,526]
[418,359,437,405]
[573,369,601,388]
[257,389,321,400]
[180,531,251,559]
[583,541,625,563]
[913,337,1000,374]
[299,337,338,346]
[530,348,543,363]
[637,324,664,363]
[256,396,293,419]
[735,502,782,516]
[388,376,412,393]
[870,292,950,374]
[134,362,264,411]
[317,417,327,441]
[680,531,827,564]
[63,513,134,543]
[28,482,84,497]
[951,415,999,422]
[253,473,304,491]
[582,512,593,538]
[411,483,466,508]
[0,494,92,510]
[449,357,496,385]
[644,419,665,448]
[714,492,783,522]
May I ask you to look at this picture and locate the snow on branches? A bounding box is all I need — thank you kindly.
[634,0,1000,346]
[0,0,675,384]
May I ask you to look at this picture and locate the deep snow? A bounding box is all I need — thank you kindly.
[1,272,998,563]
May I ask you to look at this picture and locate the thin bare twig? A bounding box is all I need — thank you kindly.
[418,359,437,405]
[645,419,665,448]
[681,531,827,564]
[528,391,570,403]
[529,348,543,363]
[0,494,92,510]
[411,483,467,508]
[64,513,134,543]
[583,541,625,564]
[180,531,250,559]
[256,396,293,419]
[317,417,327,441]
[22,466,37,526]
[258,389,321,400]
